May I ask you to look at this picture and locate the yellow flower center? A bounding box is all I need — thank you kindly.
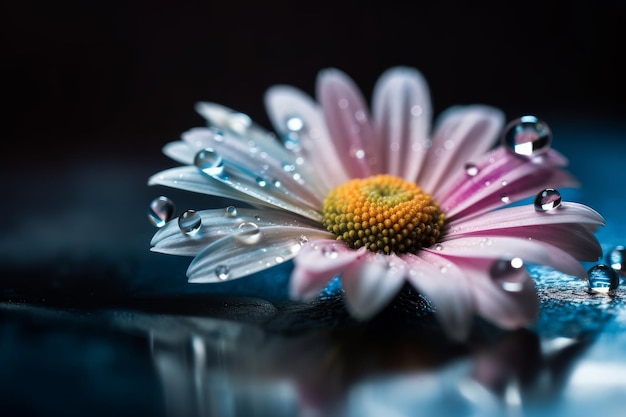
[322,175,446,255]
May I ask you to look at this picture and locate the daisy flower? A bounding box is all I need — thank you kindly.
[148,67,604,340]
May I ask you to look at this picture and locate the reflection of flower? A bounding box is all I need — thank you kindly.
[149,67,604,340]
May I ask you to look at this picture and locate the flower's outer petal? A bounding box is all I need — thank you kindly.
[440,148,579,220]
[417,105,505,194]
[404,252,475,341]
[182,127,325,209]
[341,253,406,320]
[194,101,274,142]
[163,141,196,165]
[148,166,253,202]
[371,67,432,180]
[317,68,378,178]
[151,208,327,256]
[456,258,539,329]
[445,202,604,261]
[186,227,333,283]
[290,240,367,300]
[264,85,350,192]
[430,236,588,279]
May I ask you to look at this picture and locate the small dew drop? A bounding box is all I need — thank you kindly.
[606,245,626,274]
[299,235,309,244]
[282,163,296,172]
[322,247,339,259]
[587,264,619,295]
[254,215,261,221]
[148,196,176,227]
[465,162,479,177]
[502,115,552,157]
[534,188,562,212]
[215,265,230,280]
[350,147,365,160]
[194,148,224,176]
[500,193,510,203]
[490,257,526,292]
[228,112,252,134]
[178,209,202,235]
[235,222,261,244]
[224,206,238,218]
[434,243,443,251]
[256,177,267,187]
[285,115,304,132]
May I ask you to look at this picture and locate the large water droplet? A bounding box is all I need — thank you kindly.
[587,264,619,295]
[194,148,224,176]
[502,115,552,157]
[178,209,202,235]
[224,206,238,218]
[465,162,479,177]
[322,247,338,259]
[490,257,526,292]
[235,222,261,244]
[534,188,562,211]
[148,196,176,227]
[606,245,626,274]
[215,265,230,280]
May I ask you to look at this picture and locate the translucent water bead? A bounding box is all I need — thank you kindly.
[606,245,626,275]
[534,188,562,212]
[178,209,202,236]
[587,264,620,295]
[502,115,552,157]
[194,148,224,176]
[148,196,176,227]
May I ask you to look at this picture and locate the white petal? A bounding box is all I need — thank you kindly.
[162,141,195,165]
[264,85,350,192]
[372,66,432,180]
[341,253,406,320]
[151,208,325,256]
[186,227,332,283]
[404,252,475,341]
[148,166,251,201]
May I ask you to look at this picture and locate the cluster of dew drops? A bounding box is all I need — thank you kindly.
[146,112,621,295]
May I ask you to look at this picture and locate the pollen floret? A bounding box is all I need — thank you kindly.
[322,175,446,255]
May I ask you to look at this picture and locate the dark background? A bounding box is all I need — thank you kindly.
[3,0,625,164]
[1,0,625,296]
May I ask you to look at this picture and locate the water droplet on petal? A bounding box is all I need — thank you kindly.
[434,243,443,251]
[606,245,626,274]
[228,112,252,134]
[224,206,238,218]
[178,209,202,235]
[299,235,309,245]
[285,115,304,132]
[322,247,339,259]
[500,193,510,203]
[256,177,267,187]
[215,265,230,280]
[282,163,296,172]
[148,196,176,227]
[235,222,261,244]
[490,257,526,292]
[465,162,479,177]
[534,188,562,212]
[502,115,552,157]
[587,264,619,295]
[194,148,224,176]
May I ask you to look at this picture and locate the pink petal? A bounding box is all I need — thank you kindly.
[429,236,588,279]
[371,67,432,180]
[264,85,350,192]
[456,258,539,329]
[341,253,407,320]
[317,68,378,178]
[417,105,504,194]
[403,251,475,341]
[439,147,579,220]
[290,240,366,301]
